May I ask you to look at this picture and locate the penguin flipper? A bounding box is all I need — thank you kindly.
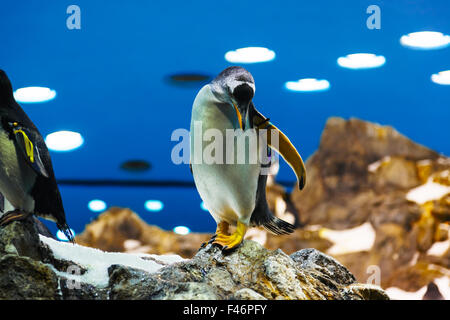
[249,103,306,190]
[11,124,49,178]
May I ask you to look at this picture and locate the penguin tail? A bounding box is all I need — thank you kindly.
[261,216,295,235]
[57,222,75,244]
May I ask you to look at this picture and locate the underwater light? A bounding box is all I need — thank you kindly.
[400,31,450,50]
[13,86,57,103]
[285,78,330,92]
[45,131,84,151]
[56,229,75,242]
[200,201,209,211]
[145,200,164,212]
[88,199,107,212]
[225,47,275,63]
[173,226,190,235]
[431,70,450,85]
[337,53,385,69]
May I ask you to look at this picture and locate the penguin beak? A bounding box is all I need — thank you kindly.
[232,101,248,130]
[232,101,244,130]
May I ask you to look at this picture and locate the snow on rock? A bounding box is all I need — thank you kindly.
[426,238,450,257]
[39,235,185,288]
[386,276,450,300]
[406,178,450,204]
[385,286,428,300]
[368,156,391,173]
[319,222,376,255]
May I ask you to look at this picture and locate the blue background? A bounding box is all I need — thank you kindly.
[0,0,449,237]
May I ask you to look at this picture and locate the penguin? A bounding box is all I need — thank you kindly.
[0,69,74,242]
[190,66,306,251]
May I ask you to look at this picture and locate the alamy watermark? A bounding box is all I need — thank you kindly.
[66,5,81,30]
[65,264,81,290]
[171,122,280,175]
[366,5,381,30]
[366,265,381,286]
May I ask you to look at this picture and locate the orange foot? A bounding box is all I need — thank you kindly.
[212,220,247,251]
[199,221,229,250]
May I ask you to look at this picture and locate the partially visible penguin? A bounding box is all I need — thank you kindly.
[190,66,306,251]
[0,69,74,242]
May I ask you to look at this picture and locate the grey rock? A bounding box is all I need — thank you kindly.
[290,248,356,286]
[0,217,389,300]
[232,288,267,300]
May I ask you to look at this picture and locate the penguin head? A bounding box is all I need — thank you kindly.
[211,66,255,130]
[0,69,14,104]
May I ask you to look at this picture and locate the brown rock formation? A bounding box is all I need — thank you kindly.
[290,117,449,297]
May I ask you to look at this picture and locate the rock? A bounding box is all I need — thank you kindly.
[290,248,356,286]
[0,216,50,261]
[232,288,267,300]
[291,117,439,228]
[0,254,59,299]
[0,217,387,300]
[287,117,450,296]
[422,282,445,300]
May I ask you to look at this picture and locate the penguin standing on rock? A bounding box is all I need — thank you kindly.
[190,66,306,251]
[0,70,74,242]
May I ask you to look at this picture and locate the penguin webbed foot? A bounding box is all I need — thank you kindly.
[0,210,31,226]
[211,221,247,252]
[198,233,217,251]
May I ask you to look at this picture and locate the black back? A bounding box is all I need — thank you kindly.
[0,70,70,232]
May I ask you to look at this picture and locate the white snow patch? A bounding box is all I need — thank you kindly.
[417,159,432,166]
[408,252,420,266]
[434,276,450,300]
[427,239,450,257]
[245,228,267,246]
[39,235,185,288]
[385,286,428,300]
[123,239,142,250]
[406,178,450,204]
[437,157,450,165]
[386,276,450,300]
[305,225,322,232]
[368,156,391,173]
[320,222,376,255]
[137,253,187,265]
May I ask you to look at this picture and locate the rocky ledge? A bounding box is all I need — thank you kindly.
[0,217,387,300]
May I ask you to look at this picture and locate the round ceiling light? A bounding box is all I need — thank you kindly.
[337,53,386,69]
[400,31,450,50]
[88,199,107,212]
[45,131,84,152]
[431,70,450,85]
[145,200,164,212]
[285,78,330,92]
[225,47,276,63]
[173,226,190,235]
[14,86,57,103]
